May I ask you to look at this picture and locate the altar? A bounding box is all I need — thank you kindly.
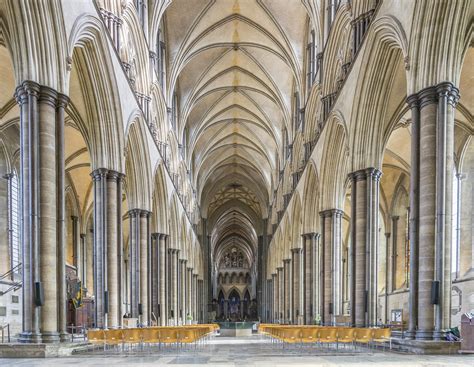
[218,321,256,337]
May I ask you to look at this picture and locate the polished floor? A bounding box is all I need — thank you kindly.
[1,336,473,366]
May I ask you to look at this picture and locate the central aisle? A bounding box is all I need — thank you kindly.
[2,336,473,366]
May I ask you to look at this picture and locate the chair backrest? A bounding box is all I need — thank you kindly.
[355,328,374,339]
[337,327,355,339]
[300,327,318,338]
[87,329,105,342]
[284,328,301,339]
[161,328,179,342]
[123,328,142,342]
[141,328,160,343]
[318,327,337,339]
[373,328,391,339]
[105,329,123,342]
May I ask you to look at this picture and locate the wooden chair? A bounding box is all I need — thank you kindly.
[300,327,318,345]
[87,329,105,351]
[318,328,337,349]
[160,328,179,349]
[372,328,391,350]
[355,328,374,350]
[141,328,161,351]
[336,328,355,350]
[122,328,142,351]
[179,328,197,349]
[282,328,301,348]
[104,329,123,352]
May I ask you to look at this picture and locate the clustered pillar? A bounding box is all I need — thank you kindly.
[406,82,459,340]
[320,209,343,325]
[349,168,381,327]
[291,248,303,324]
[16,82,70,343]
[92,169,124,329]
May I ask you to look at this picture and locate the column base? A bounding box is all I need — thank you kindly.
[433,329,446,341]
[404,329,416,340]
[18,332,43,344]
[59,332,70,342]
[416,329,434,340]
[41,331,60,343]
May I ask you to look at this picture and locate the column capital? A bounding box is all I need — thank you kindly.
[180,259,187,264]
[283,258,291,264]
[151,232,160,240]
[291,248,303,254]
[319,208,344,218]
[366,167,382,181]
[15,80,40,104]
[71,215,79,222]
[80,233,87,240]
[276,266,283,271]
[91,168,109,180]
[2,172,14,180]
[187,267,193,272]
[302,232,319,240]
[38,85,59,107]
[139,209,151,218]
[193,274,199,279]
[414,81,460,109]
[391,215,400,221]
[56,93,70,109]
[436,81,460,106]
[349,167,381,182]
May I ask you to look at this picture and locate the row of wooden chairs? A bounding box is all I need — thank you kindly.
[259,324,392,350]
[87,324,219,352]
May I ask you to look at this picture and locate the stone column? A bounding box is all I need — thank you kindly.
[107,171,122,329]
[349,168,381,327]
[128,210,139,318]
[56,93,69,342]
[272,273,277,322]
[302,234,313,324]
[384,232,391,324]
[391,216,399,291]
[406,93,420,339]
[16,82,38,342]
[168,248,179,324]
[283,259,291,323]
[320,209,343,325]
[277,267,283,322]
[193,274,198,322]
[151,233,160,323]
[15,82,71,342]
[187,267,193,322]
[139,211,150,325]
[291,248,303,324]
[159,234,167,325]
[86,229,94,295]
[71,216,80,275]
[91,169,123,329]
[267,278,272,322]
[179,259,187,323]
[257,234,264,320]
[408,83,459,340]
[80,233,87,288]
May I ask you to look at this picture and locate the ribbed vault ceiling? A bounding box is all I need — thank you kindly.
[165,0,307,254]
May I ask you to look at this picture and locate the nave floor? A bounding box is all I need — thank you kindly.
[1,336,473,366]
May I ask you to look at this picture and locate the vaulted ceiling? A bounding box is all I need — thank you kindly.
[164,0,308,254]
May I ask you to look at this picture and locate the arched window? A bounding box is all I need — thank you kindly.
[156,23,167,91]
